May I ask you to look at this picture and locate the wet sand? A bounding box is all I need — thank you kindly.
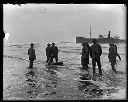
[3,43,126,100]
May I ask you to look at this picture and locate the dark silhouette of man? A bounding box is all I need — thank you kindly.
[28,43,36,69]
[90,39,102,76]
[81,42,90,72]
[45,43,51,63]
[108,43,121,73]
[49,43,58,64]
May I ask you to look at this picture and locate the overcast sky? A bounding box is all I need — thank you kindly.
[3,4,126,43]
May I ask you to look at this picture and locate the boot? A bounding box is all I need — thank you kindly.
[112,67,117,74]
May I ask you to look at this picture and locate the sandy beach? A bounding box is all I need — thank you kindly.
[3,42,126,100]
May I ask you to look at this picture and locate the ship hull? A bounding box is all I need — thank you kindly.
[76,37,126,43]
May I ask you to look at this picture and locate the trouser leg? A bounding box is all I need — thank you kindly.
[47,56,50,63]
[81,58,88,71]
[29,59,33,68]
[49,57,53,64]
[92,58,96,75]
[46,56,50,63]
[48,57,51,64]
[97,57,102,74]
[46,56,48,62]
[55,55,58,62]
[82,65,86,70]
[84,64,88,71]
[111,60,117,73]
[81,58,84,70]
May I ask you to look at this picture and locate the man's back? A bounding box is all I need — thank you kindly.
[108,45,117,59]
[50,46,58,55]
[82,46,90,58]
[90,43,102,58]
[46,47,51,56]
[54,46,58,55]
[28,47,36,59]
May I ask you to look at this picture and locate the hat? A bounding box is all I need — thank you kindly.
[109,43,114,46]
[30,43,34,46]
[47,43,50,46]
[82,42,88,46]
[52,43,55,45]
[92,39,97,43]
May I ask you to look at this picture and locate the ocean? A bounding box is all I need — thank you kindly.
[3,42,126,100]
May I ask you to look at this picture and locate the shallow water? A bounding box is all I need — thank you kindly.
[3,42,126,100]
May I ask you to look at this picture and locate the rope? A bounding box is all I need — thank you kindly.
[4,54,44,65]
[4,55,30,62]
[101,54,108,60]
[61,53,81,62]
[116,60,121,68]
[62,51,107,63]
[35,48,46,56]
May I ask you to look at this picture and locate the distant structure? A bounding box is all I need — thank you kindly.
[76,26,125,43]
[108,31,110,38]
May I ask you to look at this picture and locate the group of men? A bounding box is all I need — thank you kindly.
[81,39,121,76]
[27,39,121,76]
[45,43,59,64]
[27,42,59,68]
[28,43,58,69]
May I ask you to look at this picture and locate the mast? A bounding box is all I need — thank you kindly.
[90,24,91,39]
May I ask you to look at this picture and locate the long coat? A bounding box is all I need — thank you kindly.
[81,45,90,65]
[28,47,36,61]
[90,43,102,59]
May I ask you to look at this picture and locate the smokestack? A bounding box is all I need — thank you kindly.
[108,31,110,38]
[90,25,91,39]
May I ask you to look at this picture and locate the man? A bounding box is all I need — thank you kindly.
[90,39,102,76]
[81,42,90,72]
[108,43,121,73]
[45,43,51,63]
[49,43,58,64]
[28,43,36,69]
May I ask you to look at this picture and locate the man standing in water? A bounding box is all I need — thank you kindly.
[28,43,36,69]
[45,43,51,63]
[81,42,90,72]
[90,39,102,76]
[108,43,121,73]
[49,43,58,64]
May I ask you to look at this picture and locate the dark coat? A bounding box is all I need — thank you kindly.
[49,46,58,57]
[108,45,121,61]
[28,47,36,61]
[45,47,51,57]
[81,45,90,65]
[90,43,102,58]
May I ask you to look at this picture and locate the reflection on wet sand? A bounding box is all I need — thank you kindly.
[78,73,103,99]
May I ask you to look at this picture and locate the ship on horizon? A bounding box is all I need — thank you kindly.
[76,26,126,44]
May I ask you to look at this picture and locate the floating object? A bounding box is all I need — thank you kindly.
[46,62,64,67]
[52,62,63,66]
